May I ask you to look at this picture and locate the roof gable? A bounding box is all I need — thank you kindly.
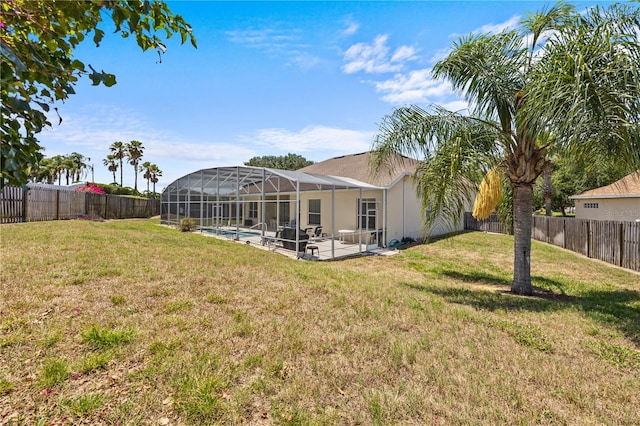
[298,152,416,187]
[572,170,640,198]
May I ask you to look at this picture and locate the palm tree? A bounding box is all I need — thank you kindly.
[103,154,119,184]
[50,155,65,185]
[125,140,144,191]
[150,164,162,195]
[68,152,87,182]
[372,3,640,295]
[109,141,125,186]
[33,157,57,184]
[141,161,152,194]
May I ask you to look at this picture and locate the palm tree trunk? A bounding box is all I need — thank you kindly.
[120,159,123,186]
[512,184,534,295]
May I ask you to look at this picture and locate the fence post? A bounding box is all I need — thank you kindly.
[619,223,624,267]
[21,185,28,222]
[55,190,60,220]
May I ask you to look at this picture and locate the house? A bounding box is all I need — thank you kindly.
[160,152,464,259]
[570,170,640,222]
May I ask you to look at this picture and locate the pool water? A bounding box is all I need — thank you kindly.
[203,228,261,239]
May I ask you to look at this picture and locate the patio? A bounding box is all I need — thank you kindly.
[161,165,393,260]
[199,226,382,261]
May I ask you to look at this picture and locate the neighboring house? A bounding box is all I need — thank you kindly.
[161,151,465,258]
[570,170,640,222]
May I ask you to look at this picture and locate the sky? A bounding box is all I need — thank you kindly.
[36,0,605,191]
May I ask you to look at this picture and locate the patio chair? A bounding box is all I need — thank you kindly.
[310,226,323,241]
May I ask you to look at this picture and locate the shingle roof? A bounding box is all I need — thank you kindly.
[571,170,640,199]
[297,152,417,187]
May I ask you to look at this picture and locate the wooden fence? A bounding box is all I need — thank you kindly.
[1,186,160,223]
[464,212,640,272]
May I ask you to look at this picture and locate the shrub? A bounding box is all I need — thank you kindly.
[179,218,196,232]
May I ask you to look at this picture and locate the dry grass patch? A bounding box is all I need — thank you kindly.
[1,220,639,424]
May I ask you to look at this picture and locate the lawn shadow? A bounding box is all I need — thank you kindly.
[405,270,640,347]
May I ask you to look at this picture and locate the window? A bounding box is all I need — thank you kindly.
[248,201,258,218]
[357,198,377,229]
[308,199,321,225]
[585,203,599,209]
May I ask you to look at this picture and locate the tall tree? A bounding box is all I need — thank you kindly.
[372,2,640,295]
[142,161,152,194]
[125,140,144,191]
[109,141,126,186]
[103,154,119,184]
[68,152,87,182]
[244,153,314,170]
[150,164,162,195]
[51,155,65,186]
[1,0,196,187]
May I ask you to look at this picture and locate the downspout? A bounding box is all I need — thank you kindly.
[383,188,387,247]
[331,185,335,259]
[358,188,363,253]
[296,179,300,257]
[235,166,240,237]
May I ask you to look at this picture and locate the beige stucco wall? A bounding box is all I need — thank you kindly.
[241,175,469,246]
[574,197,640,221]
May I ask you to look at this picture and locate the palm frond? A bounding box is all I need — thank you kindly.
[521,2,640,169]
[371,105,503,235]
[433,31,526,133]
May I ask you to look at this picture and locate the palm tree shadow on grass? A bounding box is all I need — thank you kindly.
[403,270,640,347]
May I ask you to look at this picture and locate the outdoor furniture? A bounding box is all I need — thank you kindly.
[306,245,319,257]
[338,229,355,243]
[280,227,309,252]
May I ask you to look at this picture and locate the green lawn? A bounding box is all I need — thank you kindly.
[1,219,638,424]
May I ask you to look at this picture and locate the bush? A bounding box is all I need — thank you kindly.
[96,183,141,197]
[179,218,196,232]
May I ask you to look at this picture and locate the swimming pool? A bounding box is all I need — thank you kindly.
[202,228,261,239]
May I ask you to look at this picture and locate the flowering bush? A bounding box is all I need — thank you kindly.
[76,182,105,194]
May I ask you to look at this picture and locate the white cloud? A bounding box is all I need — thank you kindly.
[450,14,521,38]
[343,34,417,74]
[428,47,451,64]
[248,126,374,155]
[226,26,319,70]
[340,17,359,36]
[374,69,456,105]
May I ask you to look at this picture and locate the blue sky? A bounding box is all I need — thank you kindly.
[37,0,602,190]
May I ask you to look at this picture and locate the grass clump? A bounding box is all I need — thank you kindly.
[62,392,105,416]
[81,325,135,350]
[164,298,194,313]
[0,377,14,395]
[587,340,640,369]
[109,294,126,306]
[40,358,70,388]
[77,352,112,374]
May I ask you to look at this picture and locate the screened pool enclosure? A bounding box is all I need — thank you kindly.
[161,166,390,260]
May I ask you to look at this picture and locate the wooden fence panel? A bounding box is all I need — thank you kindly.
[0,186,159,223]
[463,212,505,234]
[548,217,566,248]
[57,190,86,220]
[564,219,588,257]
[85,193,107,217]
[622,222,640,271]
[1,186,23,223]
[27,186,60,221]
[589,221,621,266]
[532,216,548,243]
